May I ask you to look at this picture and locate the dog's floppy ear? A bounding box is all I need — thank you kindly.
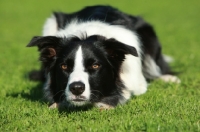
[103,38,138,61]
[27,36,61,49]
[27,36,62,68]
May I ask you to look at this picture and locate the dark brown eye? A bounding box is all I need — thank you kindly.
[92,63,100,69]
[61,64,67,70]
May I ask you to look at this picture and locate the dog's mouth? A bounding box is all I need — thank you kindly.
[72,98,87,102]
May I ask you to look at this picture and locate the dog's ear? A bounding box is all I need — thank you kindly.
[103,38,138,61]
[27,36,61,49]
[27,36,62,69]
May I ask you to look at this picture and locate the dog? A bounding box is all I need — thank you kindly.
[27,5,180,109]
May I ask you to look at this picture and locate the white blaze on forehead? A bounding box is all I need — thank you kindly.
[69,46,85,83]
[66,46,90,102]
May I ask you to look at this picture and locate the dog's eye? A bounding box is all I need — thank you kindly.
[61,64,67,70]
[92,63,100,69]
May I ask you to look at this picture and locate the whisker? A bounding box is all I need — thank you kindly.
[90,93,99,102]
[91,90,104,96]
[59,92,66,102]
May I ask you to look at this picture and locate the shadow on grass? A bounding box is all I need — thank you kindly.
[8,82,45,102]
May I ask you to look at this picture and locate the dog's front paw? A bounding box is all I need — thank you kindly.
[158,75,181,83]
[95,102,114,110]
[49,102,59,109]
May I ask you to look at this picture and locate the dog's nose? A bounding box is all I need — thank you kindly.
[69,82,85,95]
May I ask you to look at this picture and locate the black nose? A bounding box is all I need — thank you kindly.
[69,82,85,95]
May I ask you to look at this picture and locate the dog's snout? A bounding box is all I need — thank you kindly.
[69,82,85,95]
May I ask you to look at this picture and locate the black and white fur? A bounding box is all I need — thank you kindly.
[27,5,180,109]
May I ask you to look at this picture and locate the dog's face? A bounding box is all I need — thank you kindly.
[27,35,138,106]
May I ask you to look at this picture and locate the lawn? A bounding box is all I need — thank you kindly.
[0,0,200,131]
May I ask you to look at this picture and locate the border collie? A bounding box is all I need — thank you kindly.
[27,5,180,109]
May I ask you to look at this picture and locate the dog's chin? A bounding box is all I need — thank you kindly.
[70,100,88,106]
[67,96,89,106]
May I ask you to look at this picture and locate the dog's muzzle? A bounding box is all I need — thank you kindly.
[66,81,90,106]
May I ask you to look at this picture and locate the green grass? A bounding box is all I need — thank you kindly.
[0,0,200,131]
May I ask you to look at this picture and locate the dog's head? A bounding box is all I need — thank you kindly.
[27,35,138,106]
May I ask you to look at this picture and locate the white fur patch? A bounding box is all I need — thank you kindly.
[120,55,147,97]
[56,19,142,57]
[65,46,90,105]
[43,15,58,36]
